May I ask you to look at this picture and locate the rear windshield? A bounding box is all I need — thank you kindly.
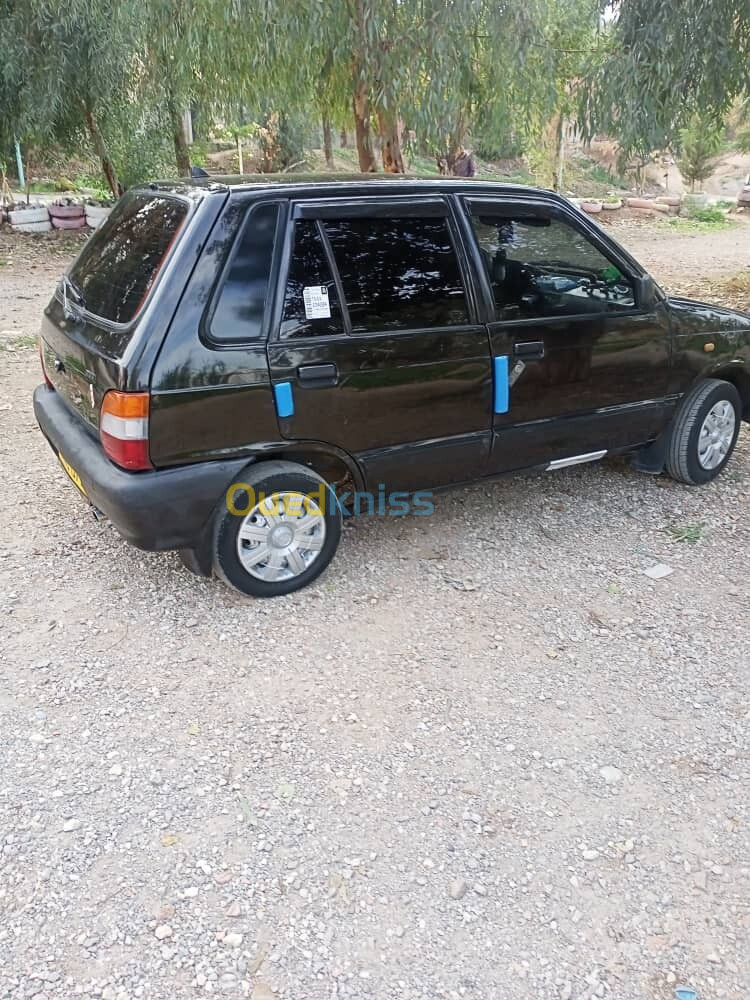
[68,194,188,325]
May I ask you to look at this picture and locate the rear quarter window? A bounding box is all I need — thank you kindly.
[209,201,280,343]
[68,194,188,326]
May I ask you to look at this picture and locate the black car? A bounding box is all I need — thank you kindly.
[34,175,750,596]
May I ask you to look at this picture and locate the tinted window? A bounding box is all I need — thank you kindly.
[211,202,279,342]
[471,213,635,321]
[280,221,344,339]
[324,216,468,332]
[69,194,187,325]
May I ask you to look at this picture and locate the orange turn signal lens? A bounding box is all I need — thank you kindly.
[100,390,150,419]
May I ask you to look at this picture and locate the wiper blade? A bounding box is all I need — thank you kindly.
[60,273,85,313]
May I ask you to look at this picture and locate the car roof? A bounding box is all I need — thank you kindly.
[142,172,559,202]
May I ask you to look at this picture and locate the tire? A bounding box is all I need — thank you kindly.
[9,206,49,224]
[11,220,52,233]
[48,204,85,219]
[50,216,86,229]
[86,208,111,228]
[665,379,742,485]
[85,205,111,222]
[212,461,342,598]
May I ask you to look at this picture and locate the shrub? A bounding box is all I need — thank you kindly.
[678,115,724,191]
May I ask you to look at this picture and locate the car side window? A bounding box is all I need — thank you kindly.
[323,215,469,332]
[279,220,345,339]
[470,211,635,321]
[210,202,279,343]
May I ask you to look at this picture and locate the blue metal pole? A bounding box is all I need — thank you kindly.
[14,139,25,189]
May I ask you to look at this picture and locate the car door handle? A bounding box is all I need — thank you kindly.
[297,363,338,386]
[514,340,545,360]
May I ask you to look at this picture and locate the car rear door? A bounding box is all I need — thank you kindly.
[266,196,493,492]
[459,196,673,473]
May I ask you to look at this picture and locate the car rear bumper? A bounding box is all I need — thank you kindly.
[33,385,250,551]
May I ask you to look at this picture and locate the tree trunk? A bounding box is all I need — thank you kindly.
[84,109,121,197]
[173,112,192,177]
[322,112,334,169]
[236,135,244,174]
[446,111,468,173]
[554,114,566,192]
[353,90,377,172]
[340,127,349,148]
[377,110,405,173]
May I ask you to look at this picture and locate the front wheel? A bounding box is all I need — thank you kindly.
[212,461,342,597]
[665,379,742,485]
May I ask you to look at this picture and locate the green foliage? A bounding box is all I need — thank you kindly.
[677,115,724,190]
[2,0,749,193]
[585,1,750,163]
[691,206,728,223]
[667,523,705,544]
[666,212,733,233]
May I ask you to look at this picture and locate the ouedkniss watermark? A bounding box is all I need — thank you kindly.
[226,482,434,518]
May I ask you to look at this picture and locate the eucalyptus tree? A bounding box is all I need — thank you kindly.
[0,0,144,195]
[585,0,750,164]
[139,0,256,175]
[298,0,561,174]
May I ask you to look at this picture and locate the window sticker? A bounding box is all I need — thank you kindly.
[303,285,331,319]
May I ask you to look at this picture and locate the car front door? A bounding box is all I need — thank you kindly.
[266,197,493,493]
[459,196,674,473]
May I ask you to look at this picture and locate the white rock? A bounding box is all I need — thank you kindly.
[63,819,81,832]
[154,924,172,941]
[449,878,468,900]
[224,931,243,948]
[599,765,623,784]
[643,563,674,580]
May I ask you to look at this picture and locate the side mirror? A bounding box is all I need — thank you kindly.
[634,273,657,310]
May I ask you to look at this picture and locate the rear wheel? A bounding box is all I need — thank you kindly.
[665,379,741,485]
[212,461,342,597]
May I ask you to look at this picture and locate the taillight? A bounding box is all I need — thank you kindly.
[39,340,53,389]
[100,391,153,471]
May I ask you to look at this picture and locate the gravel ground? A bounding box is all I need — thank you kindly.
[1,219,749,1000]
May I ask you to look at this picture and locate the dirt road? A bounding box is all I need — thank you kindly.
[1,219,748,1000]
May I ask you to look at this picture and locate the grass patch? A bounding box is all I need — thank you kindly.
[27,180,58,194]
[666,523,705,544]
[664,214,735,234]
[0,335,38,351]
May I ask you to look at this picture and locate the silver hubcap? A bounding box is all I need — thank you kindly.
[698,400,736,470]
[236,491,326,582]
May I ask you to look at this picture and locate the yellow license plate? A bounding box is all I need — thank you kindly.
[58,453,87,497]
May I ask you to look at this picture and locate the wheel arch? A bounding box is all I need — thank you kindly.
[701,361,750,421]
[246,441,365,491]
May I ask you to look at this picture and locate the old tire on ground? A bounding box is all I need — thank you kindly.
[51,215,86,230]
[48,204,85,219]
[8,206,49,225]
[212,461,342,597]
[86,206,111,228]
[665,379,742,485]
[11,219,52,233]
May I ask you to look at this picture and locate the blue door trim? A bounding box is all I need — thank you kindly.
[274,381,295,418]
[493,355,509,414]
